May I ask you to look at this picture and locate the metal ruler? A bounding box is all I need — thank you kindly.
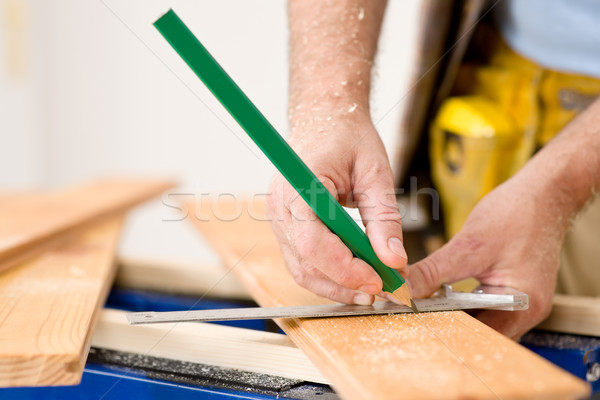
[126,284,528,325]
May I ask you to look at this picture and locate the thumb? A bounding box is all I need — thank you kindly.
[356,170,407,269]
[407,240,482,298]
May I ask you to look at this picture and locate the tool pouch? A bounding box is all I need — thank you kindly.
[430,31,600,238]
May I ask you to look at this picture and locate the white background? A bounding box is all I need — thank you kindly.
[0,0,421,264]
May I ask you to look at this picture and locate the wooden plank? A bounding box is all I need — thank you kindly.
[185,197,590,400]
[0,178,174,273]
[0,217,124,387]
[92,308,329,384]
[537,294,600,337]
[115,256,250,299]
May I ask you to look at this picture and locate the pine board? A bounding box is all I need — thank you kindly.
[537,294,600,337]
[0,217,124,387]
[92,308,329,384]
[0,178,174,273]
[186,197,589,400]
[116,256,250,299]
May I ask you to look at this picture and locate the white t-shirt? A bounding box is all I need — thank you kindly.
[494,0,600,78]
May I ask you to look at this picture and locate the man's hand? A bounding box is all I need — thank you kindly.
[269,0,403,306]
[408,175,563,339]
[267,114,407,306]
[280,0,600,336]
[409,97,600,339]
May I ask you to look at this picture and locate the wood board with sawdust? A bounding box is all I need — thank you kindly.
[91,308,329,384]
[0,217,124,387]
[0,178,174,273]
[185,197,589,400]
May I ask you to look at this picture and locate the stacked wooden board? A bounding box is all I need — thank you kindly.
[0,179,173,387]
[538,294,600,337]
[116,256,250,300]
[0,179,173,273]
[186,197,590,400]
[91,308,329,384]
[0,182,595,397]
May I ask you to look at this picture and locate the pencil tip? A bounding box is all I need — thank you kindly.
[388,285,418,312]
[410,299,419,313]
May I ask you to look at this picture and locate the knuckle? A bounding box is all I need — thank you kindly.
[323,242,356,286]
[366,157,391,174]
[334,264,355,287]
[290,267,308,287]
[322,285,346,303]
[317,175,337,193]
[375,210,402,224]
[312,174,341,201]
[331,251,352,274]
[295,230,317,259]
[450,236,484,253]
[417,258,441,289]
[325,236,351,264]
[361,160,393,184]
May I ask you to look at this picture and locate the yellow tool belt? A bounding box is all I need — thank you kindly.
[431,38,600,237]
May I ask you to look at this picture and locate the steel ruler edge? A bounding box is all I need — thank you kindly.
[127,285,529,325]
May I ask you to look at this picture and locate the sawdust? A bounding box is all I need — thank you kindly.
[306,311,569,397]
[357,8,365,21]
[68,265,86,277]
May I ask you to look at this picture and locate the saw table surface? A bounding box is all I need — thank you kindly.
[1,287,598,399]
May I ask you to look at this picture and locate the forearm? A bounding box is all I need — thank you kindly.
[269,0,408,307]
[288,0,387,127]
[514,97,600,229]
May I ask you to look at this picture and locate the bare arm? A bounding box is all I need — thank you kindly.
[267,0,407,306]
[409,97,600,338]
[280,0,600,338]
[288,0,385,126]
[518,97,600,220]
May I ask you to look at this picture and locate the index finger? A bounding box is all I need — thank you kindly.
[288,196,382,294]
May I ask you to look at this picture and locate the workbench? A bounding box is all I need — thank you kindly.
[0,185,595,399]
[0,287,335,400]
[1,285,598,399]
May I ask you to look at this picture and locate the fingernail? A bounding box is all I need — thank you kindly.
[353,292,372,306]
[388,237,408,260]
[359,284,379,294]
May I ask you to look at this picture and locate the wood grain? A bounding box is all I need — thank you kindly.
[186,197,590,400]
[0,217,124,387]
[116,256,250,299]
[92,308,329,384]
[537,294,600,336]
[0,178,174,273]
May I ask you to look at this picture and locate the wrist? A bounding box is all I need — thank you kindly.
[289,101,371,132]
[289,77,371,123]
[511,160,581,234]
[288,105,374,142]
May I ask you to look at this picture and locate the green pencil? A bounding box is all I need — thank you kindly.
[153,9,416,311]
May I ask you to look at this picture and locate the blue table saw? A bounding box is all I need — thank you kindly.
[1,287,598,399]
